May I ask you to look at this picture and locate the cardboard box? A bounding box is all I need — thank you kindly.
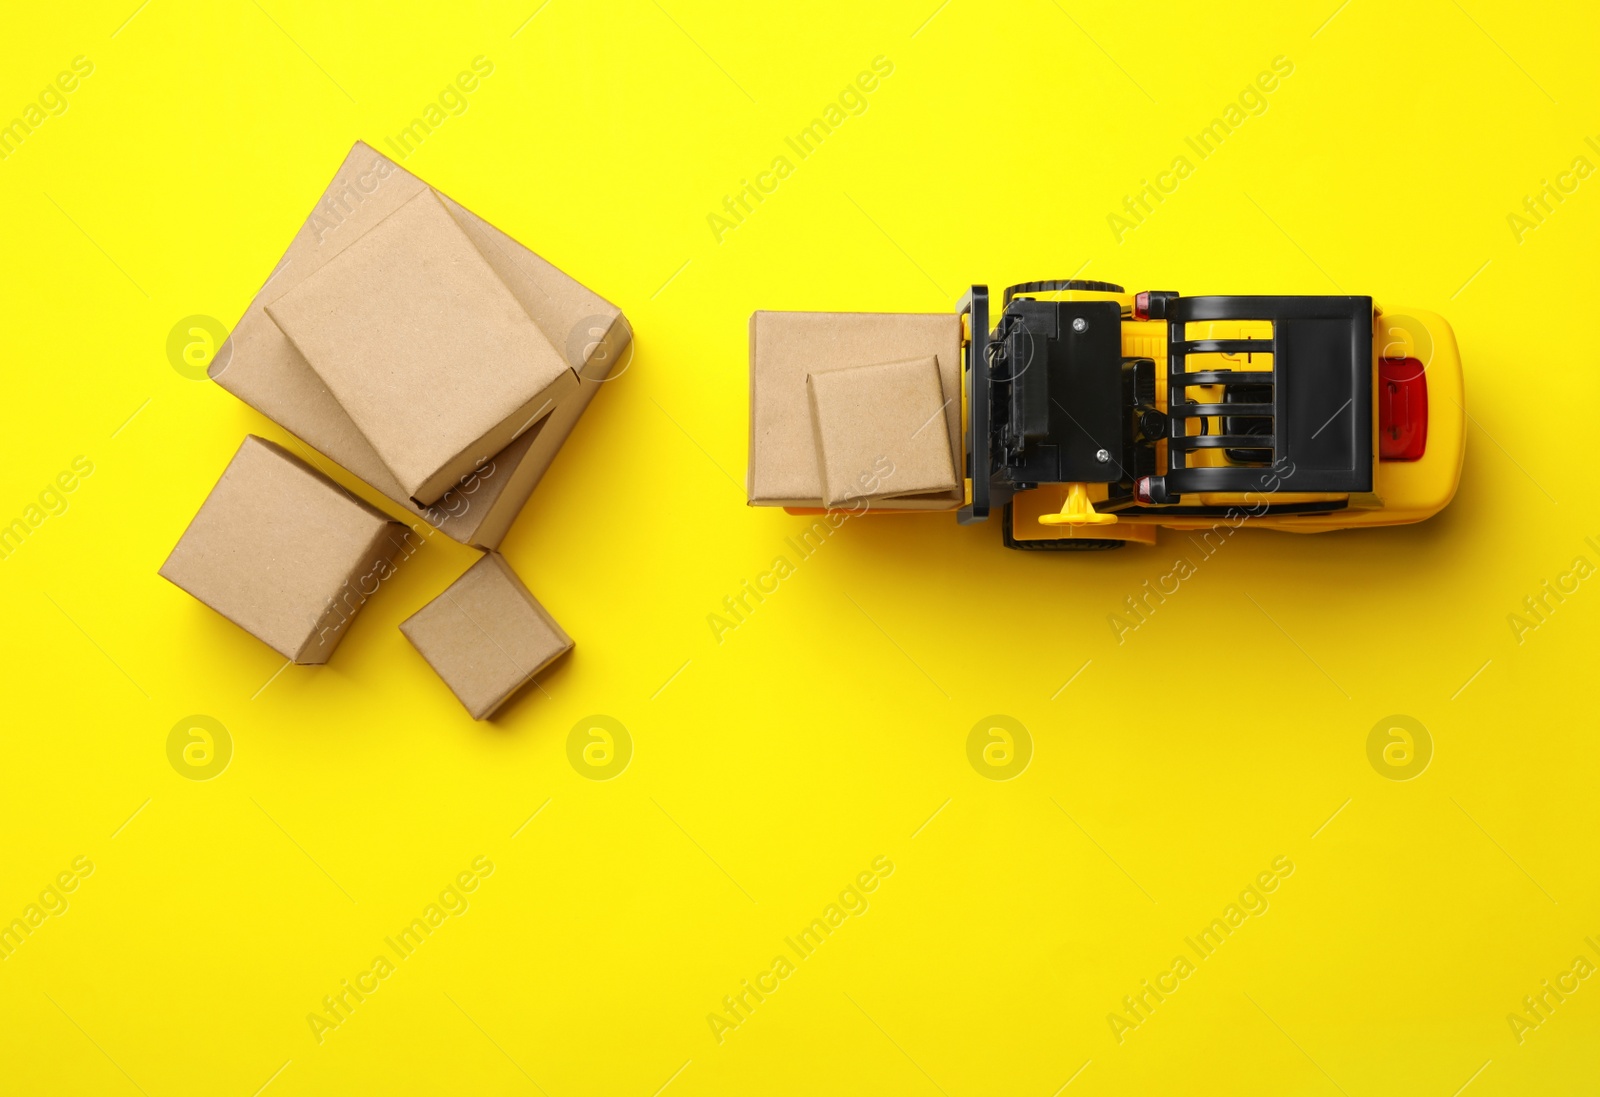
[159,435,411,664]
[399,553,572,720]
[210,141,630,547]
[265,187,576,507]
[807,355,959,507]
[748,311,962,508]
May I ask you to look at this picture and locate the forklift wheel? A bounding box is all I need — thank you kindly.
[1001,504,1126,551]
[1003,279,1124,305]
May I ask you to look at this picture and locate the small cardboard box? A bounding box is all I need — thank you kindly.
[265,187,577,508]
[210,141,630,548]
[159,435,411,664]
[400,553,571,719]
[807,355,959,507]
[748,311,962,508]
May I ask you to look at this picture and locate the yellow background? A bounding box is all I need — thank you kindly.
[2,1,1597,1093]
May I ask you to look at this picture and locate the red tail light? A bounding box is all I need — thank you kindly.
[1379,357,1427,460]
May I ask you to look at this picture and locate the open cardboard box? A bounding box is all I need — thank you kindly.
[211,141,631,548]
[748,311,963,510]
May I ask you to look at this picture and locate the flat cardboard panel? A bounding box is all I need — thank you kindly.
[159,435,410,664]
[399,553,572,719]
[209,141,629,547]
[807,356,958,507]
[265,187,576,507]
[748,310,962,508]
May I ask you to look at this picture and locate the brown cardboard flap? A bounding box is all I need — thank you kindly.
[807,356,958,508]
[748,310,962,508]
[158,435,411,664]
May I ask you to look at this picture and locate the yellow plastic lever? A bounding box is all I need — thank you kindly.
[1037,482,1117,526]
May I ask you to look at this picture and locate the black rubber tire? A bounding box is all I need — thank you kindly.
[1003,279,1125,305]
[1000,504,1127,551]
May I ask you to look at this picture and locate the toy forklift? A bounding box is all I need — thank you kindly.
[959,281,1463,549]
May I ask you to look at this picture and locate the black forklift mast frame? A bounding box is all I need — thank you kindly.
[956,285,990,525]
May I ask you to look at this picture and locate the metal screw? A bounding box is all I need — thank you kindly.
[1095,448,1111,463]
[1071,317,1088,332]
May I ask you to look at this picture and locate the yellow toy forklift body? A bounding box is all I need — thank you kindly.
[961,284,1464,550]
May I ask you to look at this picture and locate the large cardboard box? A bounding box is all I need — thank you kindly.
[159,435,411,664]
[264,187,577,507]
[210,141,630,548]
[748,311,963,509]
[400,553,572,720]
